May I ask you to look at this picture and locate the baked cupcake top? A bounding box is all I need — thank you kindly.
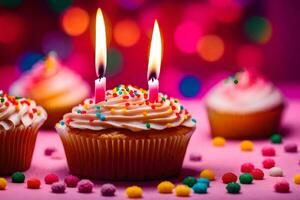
[205,71,284,113]
[0,91,47,131]
[56,85,196,132]
[10,53,90,109]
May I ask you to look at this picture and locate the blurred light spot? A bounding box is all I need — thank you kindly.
[0,0,22,8]
[117,0,146,10]
[210,0,242,23]
[0,14,25,44]
[47,0,72,13]
[114,20,140,47]
[42,31,73,59]
[236,45,263,69]
[179,75,201,97]
[244,16,272,44]
[174,21,202,54]
[197,34,224,62]
[61,7,89,36]
[107,48,123,77]
[17,52,43,72]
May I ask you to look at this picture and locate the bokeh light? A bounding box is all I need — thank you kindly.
[17,52,43,72]
[113,20,141,47]
[210,0,242,23]
[0,0,22,8]
[174,20,202,54]
[61,7,90,36]
[117,0,146,10]
[179,75,201,97]
[197,34,224,62]
[47,0,72,13]
[244,16,272,44]
[42,31,73,59]
[0,14,25,44]
[106,48,123,77]
[236,45,263,69]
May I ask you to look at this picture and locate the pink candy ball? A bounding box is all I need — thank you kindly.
[64,175,80,188]
[51,182,66,193]
[262,146,276,156]
[241,162,255,173]
[45,173,59,185]
[77,179,94,193]
[262,158,276,169]
[274,179,290,193]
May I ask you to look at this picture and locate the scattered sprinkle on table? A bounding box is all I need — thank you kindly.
[197,178,210,187]
[44,147,57,156]
[101,183,116,196]
[271,134,282,144]
[222,172,238,184]
[200,169,215,181]
[262,146,276,156]
[64,175,80,188]
[27,178,41,189]
[157,181,174,193]
[241,162,255,173]
[240,140,254,151]
[175,185,191,197]
[239,173,253,184]
[51,182,66,193]
[262,158,275,169]
[189,152,202,161]
[192,183,208,194]
[212,136,226,147]
[226,182,241,194]
[77,179,94,193]
[274,179,290,193]
[11,172,25,183]
[251,168,264,180]
[126,186,143,198]
[44,173,59,185]
[269,167,283,177]
[182,176,197,187]
[0,177,7,190]
[284,143,298,153]
[293,174,300,185]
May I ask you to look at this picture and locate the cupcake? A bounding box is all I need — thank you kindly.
[0,91,47,175]
[56,85,196,180]
[205,71,285,139]
[10,53,90,128]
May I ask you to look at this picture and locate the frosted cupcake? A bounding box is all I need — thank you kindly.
[0,91,47,175]
[10,53,90,128]
[56,85,196,180]
[205,71,284,139]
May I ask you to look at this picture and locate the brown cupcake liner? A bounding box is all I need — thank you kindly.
[207,104,284,139]
[0,125,40,175]
[57,127,194,180]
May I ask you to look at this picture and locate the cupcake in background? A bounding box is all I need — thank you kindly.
[10,52,90,128]
[205,71,285,139]
[0,91,47,175]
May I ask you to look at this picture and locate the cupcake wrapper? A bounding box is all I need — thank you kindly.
[58,128,194,180]
[0,125,40,175]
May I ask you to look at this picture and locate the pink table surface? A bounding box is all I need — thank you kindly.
[1,100,300,200]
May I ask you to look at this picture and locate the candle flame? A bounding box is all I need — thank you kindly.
[147,20,162,80]
[95,8,107,78]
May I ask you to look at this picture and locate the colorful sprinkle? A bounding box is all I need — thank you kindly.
[284,143,298,153]
[271,134,282,144]
[126,186,143,198]
[240,162,255,173]
[222,172,238,184]
[200,169,215,181]
[240,140,254,151]
[197,178,210,187]
[262,158,275,169]
[192,183,207,194]
[100,114,106,121]
[293,174,300,185]
[27,178,41,189]
[11,172,25,183]
[44,147,57,156]
[166,123,172,128]
[251,168,264,180]
[101,183,117,196]
[192,118,197,123]
[262,146,276,156]
[51,182,66,193]
[146,123,151,129]
[189,152,202,162]
[226,182,241,194]
[64,175,80,188]
[44,173,59,185]
[182,176,197,187]
[269,167,283,177]
[239,173,253,184]
[0,178,7,190]
[157,181,174,194]
[77,179,94,193]
[274,179,290,193]
[212,136,226,147]
[59,121,65,126]
[175,185,191,197]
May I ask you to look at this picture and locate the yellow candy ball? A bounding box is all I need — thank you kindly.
[175,185,191,197]
[126,185,143,198]
[0,177,7,190]
[157,181,175,193]
[212,136,226,147]
[200,169,215,181]
[294,174,300,185]
[240,140,254,151]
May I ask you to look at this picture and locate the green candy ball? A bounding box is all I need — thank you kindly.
[226,182,241,194]
[11,172,25,183]
[239,173,253,184]
[182,176,197,187]
[271,134,282,144]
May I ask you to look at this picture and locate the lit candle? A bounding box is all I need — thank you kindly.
[95,8,107,103]
[147,20,162,103]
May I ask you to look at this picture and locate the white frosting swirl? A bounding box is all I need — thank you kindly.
[205,72,284,113]
[0,93,47,131]
[57,85,196,132]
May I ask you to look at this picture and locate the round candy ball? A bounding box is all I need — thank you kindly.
[197,178,210,187]
[222,172,238,184]
[11,172,25,183]
[293,174,300,185]
[241,162,255,173]
[240,140,254,151]
[192,183,207,194]
[0,178,7,190]
[189,152,202,162]
[226,182,241,194]
[27,178,41,189]
[269,167,283,177]
[51,182,66,193]
[284,143,298,153]
[262,158,275,169]
[64,175,80,187]
[261,146,276,156]
[44,173,59,184]
[200,169,215,181]
[126,185,143,198]
[274,179,290,193]
[239,173,253,184]
[157,181,174,193]
[182,176,197,187]
[251,168,264,180]
[101,183,116,196]
[77,179,94,193]
[175,185,191,197]
[271,134,282,144]
[212,137,226,147]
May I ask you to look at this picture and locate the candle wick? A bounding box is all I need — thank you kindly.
[98,64,105,79]
[149,72,157,81]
